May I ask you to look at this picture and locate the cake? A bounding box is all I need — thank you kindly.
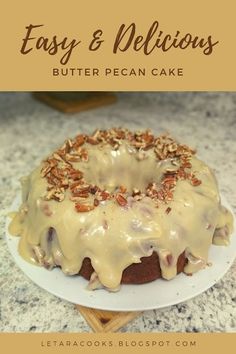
[9,128,234,291]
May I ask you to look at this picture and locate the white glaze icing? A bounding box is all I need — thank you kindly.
[9,134,234,291]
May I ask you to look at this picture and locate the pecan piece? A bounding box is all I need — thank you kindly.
[74,134,85,147]
[87,136,99,145]
[75,204,94,212]
[72,192,89,198]
[182,161,192,169]
[119,185,127,193]
[41,165,52,178]
[99,190,110,201]
[90,185,99,194]
[94,198,99,206]
[167,143,178,152]
[69,170,83,181]
[116,194,128,206]
[132,188,141,196]
[191,178,202,186]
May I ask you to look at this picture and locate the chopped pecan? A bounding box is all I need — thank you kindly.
[87,136,99,145]
[90,185,99,194]
[94,198,99,206]
[119,185,127,193]
[65,154,81,162]
[40,129,198,210]
[191,178,202,186]
[75,204,94,212]
[74,134,85,147]
[167,143,177,152]
[41,164,52,177]
[72,191,89,198]
[116,194,128,206]
[99,190,110,201]
[132,188,141,196]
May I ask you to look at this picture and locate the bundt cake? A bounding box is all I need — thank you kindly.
[9,128,234,291]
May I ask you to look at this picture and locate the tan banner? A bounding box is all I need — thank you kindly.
[0,0,236,90]
[1,333,236,354]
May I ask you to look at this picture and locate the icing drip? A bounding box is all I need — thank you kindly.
[8,131,234,291]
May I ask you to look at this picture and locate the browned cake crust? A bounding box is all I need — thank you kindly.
[79,252,187,285]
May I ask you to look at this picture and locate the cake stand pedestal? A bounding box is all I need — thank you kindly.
[75,305,141,332]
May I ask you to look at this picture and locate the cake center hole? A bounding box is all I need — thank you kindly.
[81,147,174,194]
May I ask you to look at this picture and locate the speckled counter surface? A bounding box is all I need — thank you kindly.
[0,92,235,333]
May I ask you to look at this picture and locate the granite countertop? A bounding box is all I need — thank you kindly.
[0,92,235,333]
